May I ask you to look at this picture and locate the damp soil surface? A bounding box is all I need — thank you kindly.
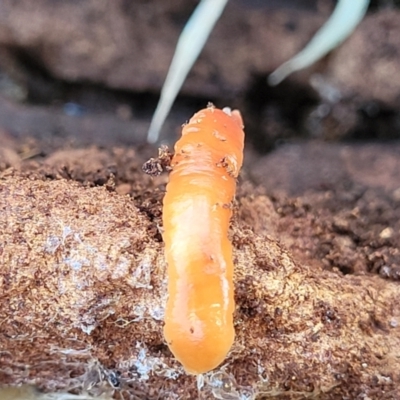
[1,1,400,398]
[1,113,400,400]
[3,127,400,283]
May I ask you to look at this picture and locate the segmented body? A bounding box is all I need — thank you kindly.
[162,105,245,374]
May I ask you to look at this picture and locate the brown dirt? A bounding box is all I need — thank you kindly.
[249,142,400,279]
[0,0,329,96]
[1,130,399,399]
[2,1,400,149]
[1,1,400,399]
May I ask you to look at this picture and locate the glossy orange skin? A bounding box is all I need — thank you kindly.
[162,106,245,374]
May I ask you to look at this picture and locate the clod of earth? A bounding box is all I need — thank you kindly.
[0,166,399,399]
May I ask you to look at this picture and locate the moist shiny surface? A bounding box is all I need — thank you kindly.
[162,107,245,374]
